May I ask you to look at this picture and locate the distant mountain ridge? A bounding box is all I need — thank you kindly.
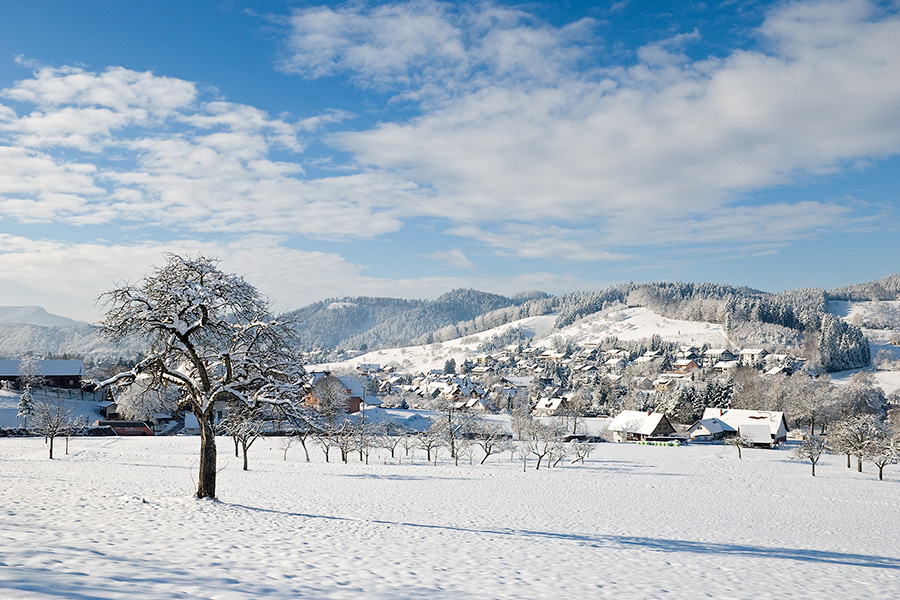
[0,306,88,328]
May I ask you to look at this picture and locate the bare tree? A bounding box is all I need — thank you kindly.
[220,403,265,471]
[560,389,591,435]
[787,375,835,436]
[418,422,445,464]
[335,423,357,464]
[312,375,350,431]
[831,414,881,472]
[280,435,295,461]
[97,254,308,499]
[32,390,74,459]
[569,440,592,464]
[726,432,752,460]
[792,435,827,477]
[399,431,418,460]
[866,436,899,481]
[468,418,511,465]
[526,421,565,470]
[375,421,403,458]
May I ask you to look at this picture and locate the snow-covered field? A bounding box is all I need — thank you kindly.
[3,436,900,599]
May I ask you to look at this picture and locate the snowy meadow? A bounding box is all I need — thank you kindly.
[2,437,900,599]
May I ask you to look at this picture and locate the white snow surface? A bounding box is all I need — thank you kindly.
[3,437,900,599]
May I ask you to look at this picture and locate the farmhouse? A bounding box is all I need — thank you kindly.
[0,358,85,389]
[607,410,676,443]
[700,408,788,447]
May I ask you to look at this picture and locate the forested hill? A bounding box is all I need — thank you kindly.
[288,289,550,351]
[828,273,900,301]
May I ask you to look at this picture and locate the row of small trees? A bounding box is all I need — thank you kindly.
[789,414,899,479]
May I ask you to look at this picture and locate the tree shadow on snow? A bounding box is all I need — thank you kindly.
[225,502,900,571]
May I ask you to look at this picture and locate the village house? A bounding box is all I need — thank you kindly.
[672,359,700,374]
[307,372,367,414]
[699,408,788,447]
[738,349,768,366]
[702,348,735,367]
[607,410,676,443]
[532,396,568,417]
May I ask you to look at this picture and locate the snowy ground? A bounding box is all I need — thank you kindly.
[3,437,900,599]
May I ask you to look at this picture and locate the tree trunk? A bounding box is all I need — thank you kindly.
[737,445,742,460]
[857,456,863,473]
[233,436,240,457]
[811,461,816,477]
[879,464,885,480]
[241,439,249,471]
[48,435,54,460]
[196,411,217,499]
[301,437,310,462]
[846,453,851,468]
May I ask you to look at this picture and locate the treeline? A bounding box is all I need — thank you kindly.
[828,273,900,301]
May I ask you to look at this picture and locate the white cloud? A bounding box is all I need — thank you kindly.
[305,0,900,253]
[4,63,197,114]
[0,233,581,321]
[0,64,422,238]
[429,248,476,269]
[281,1,593,91]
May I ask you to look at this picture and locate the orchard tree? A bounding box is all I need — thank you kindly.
[867,435,899,481]
[831,414,882,472]
[220,403,265,471]
[726,432,752,460]
[792,435,827,477]
[32,390,75,459]
[97,254,308,499]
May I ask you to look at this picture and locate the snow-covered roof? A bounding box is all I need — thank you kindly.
[501,376,533,388]
[688,417,736,436]
[701,408,787,439]
[608,410,669,435]
[740,424,774,445]
[0,359,85,377]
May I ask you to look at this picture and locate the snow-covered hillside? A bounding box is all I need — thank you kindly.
[3,436,900,599]
[313,307,728,374]
[313,314,558,373]
[535,306,728,348]
[828,300,900,393]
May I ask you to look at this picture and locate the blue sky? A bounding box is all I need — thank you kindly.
[1,0,899,321]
